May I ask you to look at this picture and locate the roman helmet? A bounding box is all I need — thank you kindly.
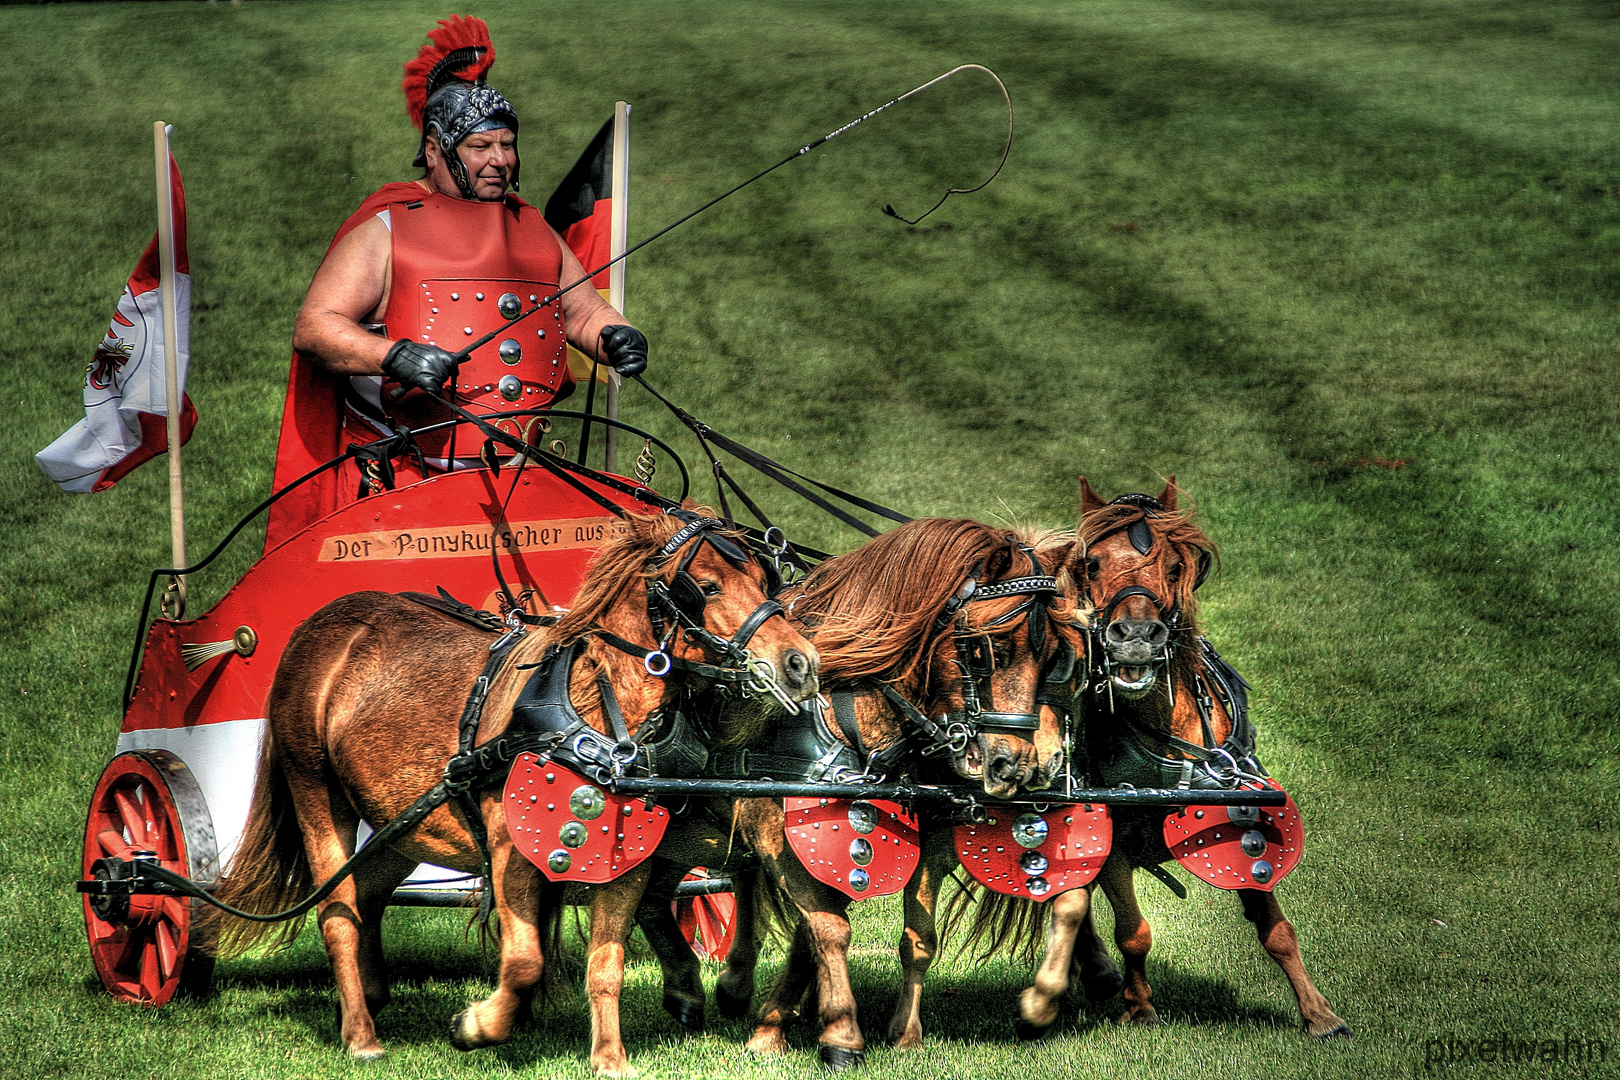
[402,15,520,198]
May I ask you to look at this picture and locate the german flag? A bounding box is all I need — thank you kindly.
[544,117,616,383]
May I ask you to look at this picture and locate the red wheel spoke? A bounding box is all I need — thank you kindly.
[160,897,189,926]
[155,921,178,983]
[138,932,162,1000]
[109,926,143,977]
[113,788,148,847]
[700,894,736,960]
[96,829,134,862]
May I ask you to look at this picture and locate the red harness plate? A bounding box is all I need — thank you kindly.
[784,797,919,900]
[955,804,1112,899]
[504,753,669,883]
[1162,781,1303,891]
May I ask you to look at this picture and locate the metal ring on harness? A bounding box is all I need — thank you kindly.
[644,650,673,677]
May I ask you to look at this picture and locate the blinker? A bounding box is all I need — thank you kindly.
[1128,518,1154,555]
[664,572,707,623]
[1193,548,1213,590]
[1043,642,1076,685]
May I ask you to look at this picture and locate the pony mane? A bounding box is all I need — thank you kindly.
[546,506,743,647]
[789,518,1072,686]
[1079,497,1217,629]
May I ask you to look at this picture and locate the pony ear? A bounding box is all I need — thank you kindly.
[1079,476,1106,515]
[679,496,700,512]
[1038,539,1075,575]
[1158,475,1178,513]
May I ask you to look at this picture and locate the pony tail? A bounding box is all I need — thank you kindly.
[533,884,579,1011]
[198,729,313,957]
[941,876,1049,969]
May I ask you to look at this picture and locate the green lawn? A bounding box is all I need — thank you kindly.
[3,1,1617,1077]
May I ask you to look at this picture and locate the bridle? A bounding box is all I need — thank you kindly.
[593,510,803,713]
[1080,493,1211,708]
[873,546,1065,762]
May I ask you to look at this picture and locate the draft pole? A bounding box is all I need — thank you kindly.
[605,99,631,474]
[154,121,187,619]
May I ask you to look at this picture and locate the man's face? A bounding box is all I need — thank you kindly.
[426,127,516,201]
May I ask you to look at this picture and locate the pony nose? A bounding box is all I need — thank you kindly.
[1105,618,1168,649]
[987,749,1024,787]
[780,648,815,692]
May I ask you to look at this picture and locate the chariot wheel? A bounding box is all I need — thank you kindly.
[673,870,737,961]
[82,749,218,1005]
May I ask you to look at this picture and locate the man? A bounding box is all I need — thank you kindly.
[265,15,645,550]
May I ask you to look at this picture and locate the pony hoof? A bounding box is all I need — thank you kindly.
[348,1045,387,1061]
[449,1009,486,1051]
[819,1045,866,1071]
[1119,1009,1163,1028]
[1082,970,1124,1001]
[663,993,705,1031]
[716,984,752,1020]
[1014,1018,1050,1042]
[1311,1021,1353,1040]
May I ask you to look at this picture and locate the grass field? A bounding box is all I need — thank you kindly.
[3,0,1619,1077]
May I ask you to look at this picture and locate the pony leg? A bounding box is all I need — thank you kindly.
[1066,894,1124,1002]
[715,863,760,1020]
[451,836,547,1051]
[746,917,817,1055]
[635,860,705,1031]
[802,892,864,1068]
[1099,856,1160,1026]
[886,829,955,1049]
[587,864,655,1078]
[353,844,419,1021]
[295,792,388,1058]
[1017,886,1091,1036]
[1237,890,1351,1038]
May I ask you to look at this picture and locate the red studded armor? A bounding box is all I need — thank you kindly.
[380,192,569,457]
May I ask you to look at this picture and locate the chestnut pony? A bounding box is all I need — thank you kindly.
[963,478,1349,1041]
[635,518,1082,1070]
[205,510,819,1066]
[879,528,1080,1050]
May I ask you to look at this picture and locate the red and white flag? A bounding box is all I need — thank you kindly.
[35,153,197,493]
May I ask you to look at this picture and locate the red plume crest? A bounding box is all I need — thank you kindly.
[403,15,497,130]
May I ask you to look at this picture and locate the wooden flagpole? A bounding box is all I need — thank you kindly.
[605,100,631,473]
[154,121,187,617]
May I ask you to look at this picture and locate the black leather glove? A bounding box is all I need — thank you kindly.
[382,338,459,400]
[599,325,648,377]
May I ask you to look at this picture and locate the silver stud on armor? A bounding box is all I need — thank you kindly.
[1012,813,1049,849]
[499,293,522,319]
[499,339,522,364]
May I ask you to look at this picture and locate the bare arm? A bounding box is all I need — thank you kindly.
[291,216,394,375]
[552,223,635,361]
